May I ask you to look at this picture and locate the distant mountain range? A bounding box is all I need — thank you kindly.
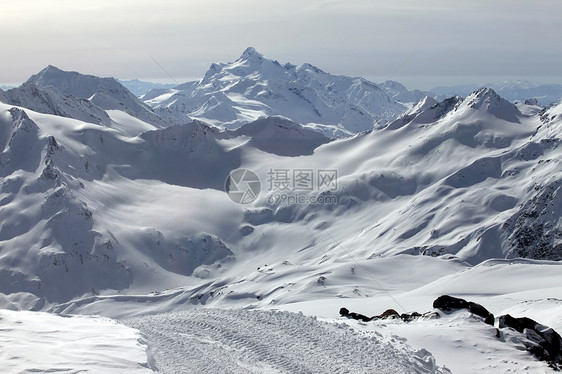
[135,48,560,136]
[0,55,560,310]
[3,49,560,137]
[124,75,562,109]
[141,47,427,136]
[432,81,562,106]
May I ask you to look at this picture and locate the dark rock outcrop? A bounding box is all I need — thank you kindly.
[499,314,562,365]
[499,314,538,333]
[377,309,401,320]
[433,295,495,325]
[341,298,562,368]
[339,307,431,323]
[401,312,423,322]
[339,307,372,322]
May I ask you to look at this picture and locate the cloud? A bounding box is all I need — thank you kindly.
[1,0,561,89]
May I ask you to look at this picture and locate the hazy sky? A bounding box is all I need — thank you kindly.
[1,0,561,89]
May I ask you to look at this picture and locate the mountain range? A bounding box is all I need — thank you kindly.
[0,53,560,309]
[0,49,561,372]
[142,47,428,136]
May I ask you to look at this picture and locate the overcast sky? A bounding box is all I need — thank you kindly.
[1,0,561,89]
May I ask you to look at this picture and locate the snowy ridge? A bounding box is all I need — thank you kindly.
[145,47,421,134]
[0,108,134,304]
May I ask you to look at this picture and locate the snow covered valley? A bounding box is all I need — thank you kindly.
[0,53,561,373]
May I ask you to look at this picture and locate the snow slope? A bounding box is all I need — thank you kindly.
[279,258,562,374]
[0,102,246,306]
[0,101,334,307]
[144,47,421,135]
[0,309,155,373]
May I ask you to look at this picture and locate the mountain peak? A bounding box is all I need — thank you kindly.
[240,47,264,60]
[147,51,421,134]
[42,65,63,73]
[297,63,327,76]
[465,87,505,108]
[463,87,521,122]
[473,87,500,99]
[28,65,72,85]
[25,65,111,97]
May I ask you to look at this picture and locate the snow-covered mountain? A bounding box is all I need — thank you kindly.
[19,65,166,126]
[143,47,423,136]
[1,64,561,372]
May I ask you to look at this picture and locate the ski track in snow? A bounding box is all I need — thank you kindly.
[126,308,448,374]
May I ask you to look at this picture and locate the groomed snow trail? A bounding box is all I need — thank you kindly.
[126,308,448,374]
